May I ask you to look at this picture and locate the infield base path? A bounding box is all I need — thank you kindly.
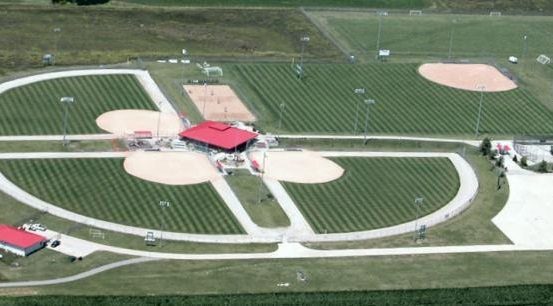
[418,63,517,92]
[249,150,344,184]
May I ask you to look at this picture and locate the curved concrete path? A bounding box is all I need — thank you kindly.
[0,257,158,288]
[0,69,176,116]
[0,151,477,243]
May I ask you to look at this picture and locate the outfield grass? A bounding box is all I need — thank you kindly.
[226,170,290,228]
[0,158,244,234]
[283,157,459,233]
[0,74,155,135]
[227,63,553,136]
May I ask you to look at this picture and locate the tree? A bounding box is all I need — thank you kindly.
[480,137,492,156]
[521,156,528,167]
[538,160,549,173]
[495,156,505,168]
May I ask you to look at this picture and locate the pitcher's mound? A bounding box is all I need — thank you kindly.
[96,110,182,136]
[418,63,517,92]
[249,150,344,184]
[124,151,220,185]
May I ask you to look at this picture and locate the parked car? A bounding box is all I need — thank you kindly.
[50,240,61,248]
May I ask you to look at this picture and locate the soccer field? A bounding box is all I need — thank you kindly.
[228,63,553,136]
[0,74,156,135]
[309,11,553,61]
[0,158,244,234]
[283,157,459,233]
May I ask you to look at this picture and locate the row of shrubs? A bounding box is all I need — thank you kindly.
[52,0,110,5]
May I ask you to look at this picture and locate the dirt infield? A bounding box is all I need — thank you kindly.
[184,85,256,122]
[249,150,344,184]
[123,151,220,185]
[96,110,182,137]
[418,63,518,92]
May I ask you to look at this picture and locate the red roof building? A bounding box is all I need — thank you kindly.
[0,225,47,256]
[179,121,258,151]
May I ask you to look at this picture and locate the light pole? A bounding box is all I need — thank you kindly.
[159,200,170,246]
[448,19,456,59]
[353,88,366,135]
[256,152,267,204]
[60,96,75,146]
[53,27,61,63]
[202,81,208,118]
[522,34,528,59]
[156,102,162,139]
[363,99,376,142]
[413,196,424,241]
[474,85,486,138]
[299,35,310,79]
[278,103,286,136]
[375,14,382,59]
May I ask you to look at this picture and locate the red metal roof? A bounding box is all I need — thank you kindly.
[179,121,258,150]
[0,225,47,249]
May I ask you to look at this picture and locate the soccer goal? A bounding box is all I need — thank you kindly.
[537,54,551,65]
[489,11,502,17]
[89,228,105,239]
[409,10,422,16]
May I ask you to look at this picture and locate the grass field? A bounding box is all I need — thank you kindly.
[0,6,340,74]
[0,74,155,135]
[0,250,128,282]
[310,12,553,61]
[11,251,553,296]
[226,170,290,228]
[283,157,459,233]
[227,63,553,136]
[0,158,244,234]
[303,146,510,248]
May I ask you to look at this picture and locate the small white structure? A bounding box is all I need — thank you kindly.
[203,66,223,77]
[379,49,391,57]
[537,54,551,65]
[508,56,518,64]
[0,225,47,256]
[490,11,502,17]
[409,10,422,16]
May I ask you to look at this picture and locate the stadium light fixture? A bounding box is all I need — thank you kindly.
[353,88,366,135]
[278,103,286,137]
[159,200,170,246]
[60,96,75,146]
[298,35,310,79]
[413,196,424,241]
[256,152,268,204]
[474,85,486,138]
[375,14,383,59]
[363,99,376,142]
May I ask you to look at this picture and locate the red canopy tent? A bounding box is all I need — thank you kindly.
[179,121,258,150]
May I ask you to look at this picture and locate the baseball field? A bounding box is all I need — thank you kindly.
[1,0,553,303]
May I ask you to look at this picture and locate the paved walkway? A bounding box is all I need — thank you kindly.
[0,257,158,288]
[0,151,477,244]
[0,152,128,159]
[263,178,315,237]
[279,134,483,147]
[0,134,117,142]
